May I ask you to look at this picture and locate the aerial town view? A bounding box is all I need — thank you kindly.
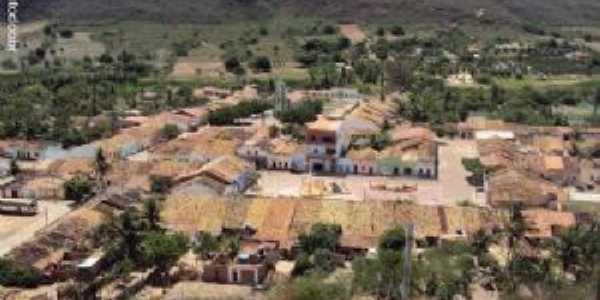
[1,1,600,299]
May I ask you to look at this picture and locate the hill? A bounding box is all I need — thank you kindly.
[18,0,600,27]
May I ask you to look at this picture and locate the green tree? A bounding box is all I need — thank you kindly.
[379,226,406,251]
[141,232,189,285]
[192,232,219,259]
[298,223,342,254]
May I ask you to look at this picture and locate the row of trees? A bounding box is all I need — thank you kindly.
[276,100,323,125]
[207,100,273,125]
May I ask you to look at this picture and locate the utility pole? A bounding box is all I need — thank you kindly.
[401,223,414,299]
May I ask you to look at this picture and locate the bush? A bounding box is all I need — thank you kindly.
[207,100,272,125]
[160,124,181,140]
[313,248,336,274]
[64,175,93,202]
[1,58,18,70]
[378,226,406,251]
[0,259,45,288]
[390,25,405,36]
[322,25,337,35]
[253,56,272,73]
[292,254,314,277]
[59,29,74,39]
[225,56,242,73]
[298,223,341,254]
[259,27,269,36]
[150,175,174,194]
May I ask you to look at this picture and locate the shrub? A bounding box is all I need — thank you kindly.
[160,123,181,140]
[1,58,18,70]
[253,56,272,73]
[390,25,405,36]
[225,56,242,73]
[150,175,174,194]
[298,223,342,254]
[292,253,314,277]
[64,175,93,202]
[259,26,269,36]
[59,29,74,39]
[378,226,406,251]
[322,24,337,35]
[0,259,45,288]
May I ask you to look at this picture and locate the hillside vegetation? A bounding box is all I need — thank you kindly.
[20,0,600,26]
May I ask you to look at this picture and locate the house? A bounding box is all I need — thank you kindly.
[378,139,438,178]
[264,138,306,172]
[486,169,568,209]
[202,253,270,286]
[477,139,520,170]
[446,71,474,86]
[341,117,380,147]
[457,116,510,139]
[531,135,570,156]
[48,158,95,179]
[0,140,46,161]
[152,127,249,163]
[200,156,257,194]
[349,100,399,128]
[339,148,379,175]
[474,130,515,140]
[91,126,157,160]
[577,128,600,141]
[305,115,349,173]
[522,209,575,238]
[1,176,66,200]
[164,196,507,254]
[526,155,579,186]
[304,88,363,102]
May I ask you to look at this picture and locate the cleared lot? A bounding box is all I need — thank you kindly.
[0,200,73,256]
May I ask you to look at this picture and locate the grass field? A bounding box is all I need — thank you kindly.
[493,74,600,90]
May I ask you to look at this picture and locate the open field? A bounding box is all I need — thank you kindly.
[0,201,73,256]
[339,24,366,44]
[54,32,106,60]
